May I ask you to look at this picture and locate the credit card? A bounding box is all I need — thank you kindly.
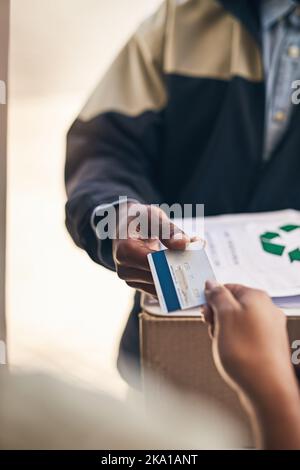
[147,242,216,313]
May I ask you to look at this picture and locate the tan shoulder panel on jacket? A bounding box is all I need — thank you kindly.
[164,0,263,81]
[80,0,263,121]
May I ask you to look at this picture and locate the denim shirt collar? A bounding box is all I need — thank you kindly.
[261,0,299,29]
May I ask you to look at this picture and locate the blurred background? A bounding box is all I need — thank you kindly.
[7,0,161,398]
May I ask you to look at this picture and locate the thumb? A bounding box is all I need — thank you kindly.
[159,216,190,250]
[205,281,240,318]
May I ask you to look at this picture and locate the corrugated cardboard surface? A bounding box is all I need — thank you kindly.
[140,312,300,447]
[0,0,9,363]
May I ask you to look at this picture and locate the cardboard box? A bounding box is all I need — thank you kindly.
[140,306,300,447]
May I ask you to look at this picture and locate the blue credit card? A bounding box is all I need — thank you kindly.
[148,242,216,313]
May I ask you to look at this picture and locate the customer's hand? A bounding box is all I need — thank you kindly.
[203,282,300,450]
[112,203,191,296]
[203,282,294,401]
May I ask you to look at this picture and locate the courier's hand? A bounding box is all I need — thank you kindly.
[112,203,191,296]
[203,282,294,402]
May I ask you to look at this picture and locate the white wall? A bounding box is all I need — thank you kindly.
[7,0,161,395]
[0,0,10,363]
[10,0,161,99]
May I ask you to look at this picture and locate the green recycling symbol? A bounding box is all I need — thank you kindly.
[260,224,300,263]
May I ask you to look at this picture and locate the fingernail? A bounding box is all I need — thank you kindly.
[205,280,219,291]
[191,235,205,244]
[173,232,190,242]
[192,237,206,249]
